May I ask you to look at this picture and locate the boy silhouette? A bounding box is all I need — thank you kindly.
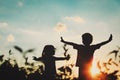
[33,45,70,80]
[61,33,112,80]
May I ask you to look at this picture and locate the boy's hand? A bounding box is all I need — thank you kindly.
[108,34,112,42]
[66,54,70,60]
[61,37,64,42]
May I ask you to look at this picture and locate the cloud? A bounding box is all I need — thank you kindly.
[18,2,24,7]
[64,16,86,24]
[7,34,15,42]
[54,22,67,32]
[0,22,8,28]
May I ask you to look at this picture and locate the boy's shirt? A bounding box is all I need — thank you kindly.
[73,44,101,67]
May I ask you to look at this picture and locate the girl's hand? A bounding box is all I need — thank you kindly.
[33,56,37,60]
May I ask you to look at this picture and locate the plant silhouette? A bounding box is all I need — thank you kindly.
[58,66,72,80]
[63,44,69,57]
[8,50,12,55]
[107,46,120,60]
[14,45,35,58]
[0,55,4,62]
[14,45,23,53]
[108,50,119,60]
[0,45,120,80]
[96,60,119,80]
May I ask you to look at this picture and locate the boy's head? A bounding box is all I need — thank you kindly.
[42,45,55,56]
[82,33,93,46]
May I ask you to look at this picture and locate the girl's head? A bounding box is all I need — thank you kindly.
[82,33,93,46]
[42,45,55,56]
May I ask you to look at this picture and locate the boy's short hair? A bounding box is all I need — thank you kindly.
[82,33,93,45]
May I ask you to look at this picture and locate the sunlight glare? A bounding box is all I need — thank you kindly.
[90,62,100,77]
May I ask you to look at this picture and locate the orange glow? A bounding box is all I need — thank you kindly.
[82,59,94,80]
[90,61,100,77]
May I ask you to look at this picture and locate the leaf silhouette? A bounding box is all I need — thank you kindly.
[108,58,112,65]
[9,50,12,55]
[70,64,74,67]
[97,61,101,70]
[112,70,118,75]
[63,44,68,56]
[66,66,72,75]
[103,63,109,71]
[25,57,29,65]
[108,50,119,60]
[27,67,34,72]
[58,66,65,72]
[14,45,23,53]
[112,61,118,66]
[25,48,35,53]
[0,55,4,61]
[106,70,118,80]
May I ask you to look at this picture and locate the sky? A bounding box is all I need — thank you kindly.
[0,0,120,77]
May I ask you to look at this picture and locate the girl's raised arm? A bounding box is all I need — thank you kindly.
[33,56,42,61]
[55,54,70,61]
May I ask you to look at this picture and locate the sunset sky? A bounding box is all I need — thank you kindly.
[0,0,120,76]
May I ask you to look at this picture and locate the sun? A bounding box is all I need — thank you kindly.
[90,61,100,77]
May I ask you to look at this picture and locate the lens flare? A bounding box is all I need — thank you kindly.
[90,61,100,77]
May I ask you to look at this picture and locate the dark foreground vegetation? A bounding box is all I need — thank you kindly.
[0,45,120,80]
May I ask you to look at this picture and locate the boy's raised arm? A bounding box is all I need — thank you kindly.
[61,37,77,46]
[96,34,113,47]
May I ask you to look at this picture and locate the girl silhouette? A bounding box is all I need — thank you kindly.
[33,45,70,80]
